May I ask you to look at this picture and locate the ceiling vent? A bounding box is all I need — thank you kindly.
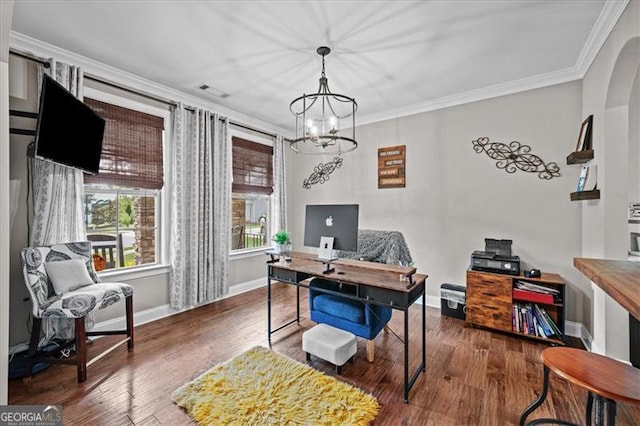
[198,83,230,98]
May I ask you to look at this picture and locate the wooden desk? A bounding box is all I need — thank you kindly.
[574,258,640,368]
[266,252,428,403]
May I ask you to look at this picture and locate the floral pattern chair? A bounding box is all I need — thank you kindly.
[20,241,134,383]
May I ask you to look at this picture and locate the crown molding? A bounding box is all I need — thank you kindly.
[574,0,630,77]
[9,31,289,136]
[356,66,582,127]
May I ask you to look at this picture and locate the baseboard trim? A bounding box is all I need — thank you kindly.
[227,278,264,297]
[92,278,266,332]
[565,320,593,350]
[425,294,440,308]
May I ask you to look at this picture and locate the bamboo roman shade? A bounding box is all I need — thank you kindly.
[84,98,164,190]
[232,136,273,194]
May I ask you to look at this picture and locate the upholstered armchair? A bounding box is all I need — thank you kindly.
[20,241,134,382]
[308,230,413,362]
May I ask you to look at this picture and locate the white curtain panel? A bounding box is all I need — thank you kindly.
[212,115,231,300]
[32,60,91,346]
[273,134,288,235]
[170,104,230,309]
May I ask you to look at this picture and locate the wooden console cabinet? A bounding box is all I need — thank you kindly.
[466,269,566,345]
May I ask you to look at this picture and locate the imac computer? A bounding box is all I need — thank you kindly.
[304,204,359,274]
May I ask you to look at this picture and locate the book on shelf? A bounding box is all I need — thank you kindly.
[513,288,554,304]
[540,306,564,338]
[532,305,555,337]
[511,303,562,339]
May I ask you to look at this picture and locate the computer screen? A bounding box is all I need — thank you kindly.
[304,204,359,252]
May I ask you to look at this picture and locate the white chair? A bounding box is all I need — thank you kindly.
[20,241,134,383]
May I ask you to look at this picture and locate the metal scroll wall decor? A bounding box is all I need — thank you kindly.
[303,156,343,189]
[471,137,560,180]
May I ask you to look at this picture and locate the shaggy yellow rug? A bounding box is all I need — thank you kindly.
[172,346,379,425]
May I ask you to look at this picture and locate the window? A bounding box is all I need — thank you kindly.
[231,135,273,252]
[83,95,166,271]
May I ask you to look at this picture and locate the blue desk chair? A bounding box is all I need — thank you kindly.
[309,278,392,362]
[308,230,412,362]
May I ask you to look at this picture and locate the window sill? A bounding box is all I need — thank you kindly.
[230,248,270,260]
[98,263,171,282]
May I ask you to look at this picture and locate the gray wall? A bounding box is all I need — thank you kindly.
[288,81,587,324]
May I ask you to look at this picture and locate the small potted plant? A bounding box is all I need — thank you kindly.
[272,230,291,254]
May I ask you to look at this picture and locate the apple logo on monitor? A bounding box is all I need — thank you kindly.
[325,216,333,227]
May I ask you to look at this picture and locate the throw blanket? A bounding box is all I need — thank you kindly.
[335,229,412,265]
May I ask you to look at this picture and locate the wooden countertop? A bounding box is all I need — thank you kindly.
[574,258,640,320]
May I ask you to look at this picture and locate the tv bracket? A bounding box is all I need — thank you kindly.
[9,109,38,137]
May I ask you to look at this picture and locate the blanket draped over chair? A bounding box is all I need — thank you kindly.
[335,229,413,265]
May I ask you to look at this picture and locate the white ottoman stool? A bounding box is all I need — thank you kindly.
[302,324,357,374]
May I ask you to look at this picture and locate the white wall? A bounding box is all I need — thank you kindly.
[288,81,586,324]
[581,0,640,362]
[0,0,14,406]
[628,69,639,202]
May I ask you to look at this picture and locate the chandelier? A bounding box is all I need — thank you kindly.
[289,46,358,155]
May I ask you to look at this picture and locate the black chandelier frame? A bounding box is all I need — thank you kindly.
[289,46,358,155]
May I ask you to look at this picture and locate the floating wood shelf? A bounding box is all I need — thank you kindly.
[566,150,594,165]
[570,190,600,201]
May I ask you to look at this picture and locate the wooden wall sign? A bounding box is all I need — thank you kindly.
[378,145,406,188]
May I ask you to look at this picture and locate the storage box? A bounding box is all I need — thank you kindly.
[440,283,466,320]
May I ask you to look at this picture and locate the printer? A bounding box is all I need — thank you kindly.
[470,238,520,276]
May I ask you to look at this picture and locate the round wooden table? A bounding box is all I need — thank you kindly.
[520,347,640,425]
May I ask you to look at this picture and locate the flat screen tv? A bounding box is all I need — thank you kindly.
[304,204,359,252]
[34,74,105,174]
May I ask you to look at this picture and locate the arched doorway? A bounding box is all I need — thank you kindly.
[600,36,640,361]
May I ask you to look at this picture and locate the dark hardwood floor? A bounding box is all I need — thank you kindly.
[9,283,640,425]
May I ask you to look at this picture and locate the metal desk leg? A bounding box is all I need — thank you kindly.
[267,276,272,343]
[296,284,300,323]
[404,307,409,403]
[422,292,426,372]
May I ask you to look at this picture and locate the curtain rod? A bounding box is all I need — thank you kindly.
[9,49,50,68]
[9,49,281,139]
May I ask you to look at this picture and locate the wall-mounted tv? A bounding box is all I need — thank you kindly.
[34,74,105,175]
